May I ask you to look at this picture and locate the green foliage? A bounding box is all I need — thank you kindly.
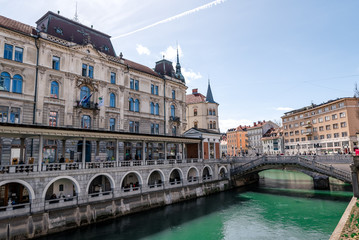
[351,233,357,238]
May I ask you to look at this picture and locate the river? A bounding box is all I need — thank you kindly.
[40,170,352,240]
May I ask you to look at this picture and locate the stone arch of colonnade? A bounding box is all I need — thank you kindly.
[202,165,214,177]
[146,169,166,185]
[42,176,81,199]
[0,179,36,201]
[86,173,116,194]
[186,166,200,180]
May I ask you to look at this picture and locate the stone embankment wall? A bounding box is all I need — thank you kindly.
[0,180,230,240]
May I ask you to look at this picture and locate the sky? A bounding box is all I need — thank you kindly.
[1,0,359,132]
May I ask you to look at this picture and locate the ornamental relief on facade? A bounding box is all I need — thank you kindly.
[76,77,99,92]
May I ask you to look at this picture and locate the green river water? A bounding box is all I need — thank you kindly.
[41,170,352,240]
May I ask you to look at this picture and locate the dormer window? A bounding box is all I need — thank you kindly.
[54,27,63,35]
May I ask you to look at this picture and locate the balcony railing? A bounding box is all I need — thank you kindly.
[76,100,99,110]
[169,116,180,122]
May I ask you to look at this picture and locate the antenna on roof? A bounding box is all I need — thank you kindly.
[354,82,359,98]
[74,2,79,22]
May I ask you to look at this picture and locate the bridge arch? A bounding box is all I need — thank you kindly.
[218,166,228,179]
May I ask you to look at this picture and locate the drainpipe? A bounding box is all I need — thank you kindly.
[163,78,166,135]
[31,33,40,157]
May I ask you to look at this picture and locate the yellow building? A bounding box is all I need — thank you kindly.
[281,98,359,154]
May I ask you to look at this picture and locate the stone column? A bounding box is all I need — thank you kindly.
[198,143,201,160]
[82,138,86,166]
[115,139,119,166]
[96,141,100,156]
[20,138,25,163]
[213,141,216,160]
[38,135,43,172]
[164,142,167,160]
[351,164,359,197]
[142,141,146,162]
[182,143,185,160]
[61,140,66,158]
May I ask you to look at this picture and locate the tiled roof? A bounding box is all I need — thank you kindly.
[0,15,37,36]
[186,93,206,104]
[123,59,161,78]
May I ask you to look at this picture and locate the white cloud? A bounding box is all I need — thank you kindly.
[136,44,151,55]
[160,45,182,61]
[275,107,294,111]
[182,67,202,84]
[219,118,253,133]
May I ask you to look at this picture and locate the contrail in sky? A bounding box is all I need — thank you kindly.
[112,0,226,39]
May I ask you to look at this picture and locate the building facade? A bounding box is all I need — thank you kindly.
[282,98,359,155]
[247,121,279,155]
[185,82,219,132]
[0,11,188,164]
[261,128,284,155]
[226,125,248,156]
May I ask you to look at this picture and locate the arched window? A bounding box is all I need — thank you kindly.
[194,109,197,116]
[212,109,216,116]
[80,86,90,100]
[81,115,91,129]
[213,121,216,129]
[0,72,11,91]
[110,93,116,107]
[155,103,159,115]
[150,102,154,115]
[194,121,198,128]
[209,109,212,115]
[171,105,175,117]
[50,81,59,98]
[129,98,134,111]
[135,99,140,112]
[12,74,23,93]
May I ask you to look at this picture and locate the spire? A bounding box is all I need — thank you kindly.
[74,2,79,22]
[175,45,185,83]
[206,79,216,103]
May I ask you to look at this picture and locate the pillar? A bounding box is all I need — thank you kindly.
[82,137,86,166]
[20,138,25,163]
[115,139,119,165]
[351,164,359,197]
[198,143,201,159]
[182,143,185,160]
[208,141,211,159]
[142,141,146,161]
[38,135,43,172]
[213,141,216,160]
[164,142,167,160]
[96,141,100,156]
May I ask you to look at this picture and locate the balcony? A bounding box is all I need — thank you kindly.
[303,122,312,128]
[76,101,99,110]
[169,116,180,123]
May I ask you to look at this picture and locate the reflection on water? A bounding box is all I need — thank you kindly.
[39,170,352,240]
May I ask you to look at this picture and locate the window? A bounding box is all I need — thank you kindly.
[314,136,318,140]
[194,121,198,128]
[320,135,324,139]
[318,117,323,123]
[151,123,160,135]
[0,72,10,91]
[88,65,94,78]
[0,106,8,122]
[9,108,20,123]
[210,121,213,129]
[307,136,312,141]
[312,119,317,124]
[82,64,87,77]
[285,132,288,136]
[326,134,331,139]
[12,75,22,93]
[341,122,347,128]
[155,103,159,115]
[171,105,175,117]
[213,109,216,115]
[333,123,338,129]
[150,102,154,115]
[129,98,134,111]
[318,109,322,114]
[325,116,330,121]
[135,99,140,112]
[334,133,339,138]
[213,121,216,129]
[313,127,317,132]
[326,125,331,130]
[14,47,23,62]
[209,109,212,115]
[110,93,116,107]
[339,102,345,108]
[110,72,116,84]
[151,123,155,134]
[332,114,338,120]
[172,126,176,136]
[324,107,329,112]
[331,105,337,110]
[50,81,59,98]
[129,121,134,132]
[4,44,13,60]
[81,115,91,129]
[80,86,91,101]
[194,109,197,116]
[296,138,300,142]
[130,79,134,89]
[52,56,60,70]
[135,121,139,133]
[342,132,348,137]
[290,131,293,136]
[155,124,159,134]
[319,126,324,131]
[49,111,57,126]
[109,118,115,131]
[295,130,299,135]
[339,112,346,118]
[172,90,175,99]
[151,84,154,94]
[155,86,158,95]
[134,80,139,91]
[294,123,299,127]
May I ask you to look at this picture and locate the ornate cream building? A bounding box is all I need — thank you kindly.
[0,11,189,164]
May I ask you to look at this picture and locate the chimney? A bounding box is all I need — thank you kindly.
[254,122,256,126]
[192,89,198,94]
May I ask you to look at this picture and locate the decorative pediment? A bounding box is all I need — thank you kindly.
[76,77,99,92]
